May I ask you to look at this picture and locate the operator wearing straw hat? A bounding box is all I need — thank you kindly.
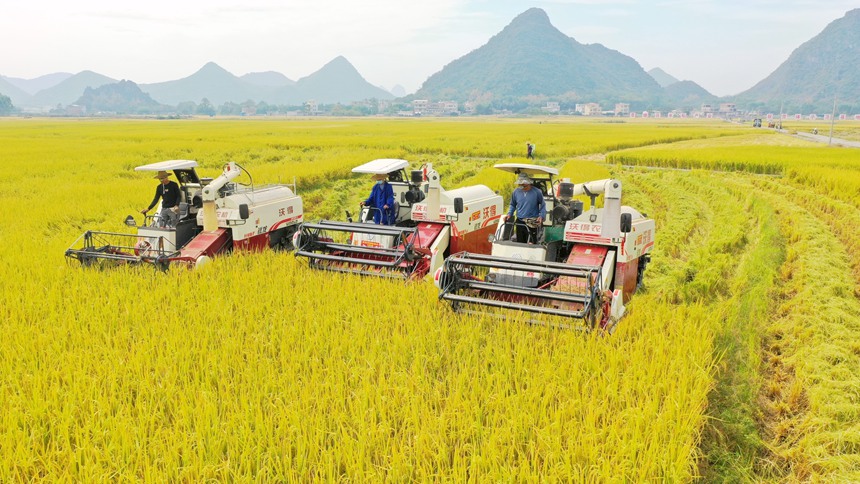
[141,170,181,228]
[359,172,396,225]
[503,173,546,244]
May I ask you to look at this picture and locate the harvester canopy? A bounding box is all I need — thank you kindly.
[351,158,410,175]
[493,163,560,178]
[134,159,202,185]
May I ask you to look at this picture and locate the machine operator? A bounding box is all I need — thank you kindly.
[141,170,181,227]
[360,173,396,225]
[503,173,546,244]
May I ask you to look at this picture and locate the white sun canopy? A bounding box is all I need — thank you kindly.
[134,160,199,172]
[493,163,559,177]
[352,158,410,175]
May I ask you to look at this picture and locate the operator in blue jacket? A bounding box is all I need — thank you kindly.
[360,173,396,225]
[504,173,546,243]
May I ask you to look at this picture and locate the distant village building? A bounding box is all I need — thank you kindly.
[701,104,714,114]
[241,105,257,116]
[464,101,477,115]
[412,99,458,116]
[614,103,630,116]
[304,100,320,115]
[575,103,601,116]
[412,99,429,115]
[541,102,560,114]
[429,101,459,116]
[718,103,737,117]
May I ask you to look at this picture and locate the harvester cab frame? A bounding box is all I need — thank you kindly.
[65,159,304,269]
[293,158,504,280]
[349,158,427,225]
[132,160,206,251]
[491,163,561,246]
[436,163,655,331]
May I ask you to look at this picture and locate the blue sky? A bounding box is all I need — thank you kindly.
[2,0,856,96]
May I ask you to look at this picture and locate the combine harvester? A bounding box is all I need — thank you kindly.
[293,159,503,280]
[435,163,655,331]
[65,160,303,269]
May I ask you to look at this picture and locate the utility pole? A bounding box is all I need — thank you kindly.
[828,98,837,146]
[778,101,784,130]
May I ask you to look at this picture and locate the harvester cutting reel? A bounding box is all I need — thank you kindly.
[435,252,622,332]
[293,221,426,279]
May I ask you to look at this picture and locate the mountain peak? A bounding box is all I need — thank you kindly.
[197,62,230,76]
[648,68,680,87]
[509,8,551,28]
[295,56,392,103]
[416,7,662,105]
[308,56,361,80]
[325,56,354,70]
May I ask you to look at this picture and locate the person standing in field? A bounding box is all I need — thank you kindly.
[526,142,535,159]
[503,173,546,244]
[360,173,396,225]
[141,170,181,227]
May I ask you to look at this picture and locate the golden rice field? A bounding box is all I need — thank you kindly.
[1,117,859,481]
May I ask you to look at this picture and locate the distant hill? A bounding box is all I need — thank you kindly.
[735,8,860,113]
[140,59,391,106]
[3,72,72,95]
[74,80,168,114]
[0,77,31,106]
[664,80,717,110]
[240,71,295,87]
[415,8,664,108]
[390,85,407,97]
[648,68,680,88]
[294,56,393,104]
[142,62,267,106]
[28,71,116,108]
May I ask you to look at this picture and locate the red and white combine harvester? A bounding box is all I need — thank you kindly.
[293,158,503,280]
[435,163,655,331]
[65,160,303,269]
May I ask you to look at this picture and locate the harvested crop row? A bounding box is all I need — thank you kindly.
[733,176,860,480]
